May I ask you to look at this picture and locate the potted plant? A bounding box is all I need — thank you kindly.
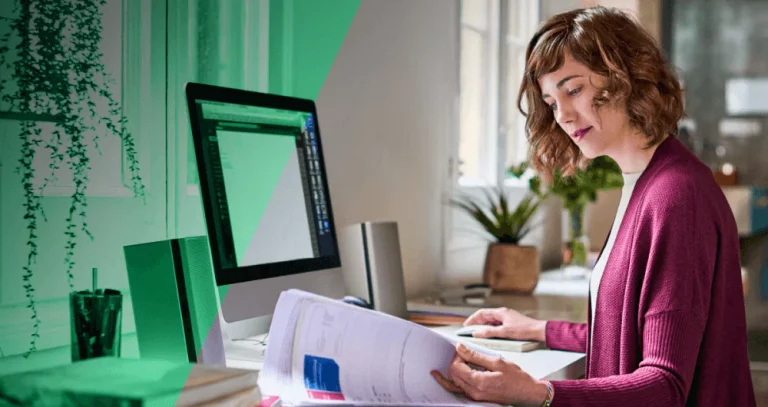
[451,167,543,294]
[0,0,144,357]
[543,156,623,272]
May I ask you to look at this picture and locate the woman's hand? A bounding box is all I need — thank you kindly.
[463,307,547,342]
[431,343,549,407]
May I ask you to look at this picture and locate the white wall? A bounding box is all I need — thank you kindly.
[317,0,459,298]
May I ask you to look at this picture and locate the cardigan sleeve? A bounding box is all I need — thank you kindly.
[548,312,706,407]
[547,173,715,407]
[544,321,587,353]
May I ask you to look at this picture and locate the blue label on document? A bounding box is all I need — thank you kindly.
[303,355,342,393]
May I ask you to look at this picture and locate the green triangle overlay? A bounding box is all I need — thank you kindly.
[175,2,362,403]
[268,0,363,99]
[0,0,361,402]
[200,4,361,401]
[216,0,360,303]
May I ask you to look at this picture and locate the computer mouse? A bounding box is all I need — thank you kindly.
[341,295,372,309]
[455,325,493,337]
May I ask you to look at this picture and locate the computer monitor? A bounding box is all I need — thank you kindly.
[185,82,346,338]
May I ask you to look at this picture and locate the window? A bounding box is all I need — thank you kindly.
[457,0,539,187]
[442,0,541,280]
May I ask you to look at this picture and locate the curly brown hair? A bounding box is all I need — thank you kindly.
[518,6,685,179]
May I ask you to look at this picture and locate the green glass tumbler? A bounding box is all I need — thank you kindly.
[70,289,123,361]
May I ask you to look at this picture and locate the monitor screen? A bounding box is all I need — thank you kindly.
[186,83,341,286]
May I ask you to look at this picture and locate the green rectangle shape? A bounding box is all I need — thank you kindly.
[124,240,190,364]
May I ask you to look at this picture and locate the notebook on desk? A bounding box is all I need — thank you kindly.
[457,336,542,352]
[429,325,543,353]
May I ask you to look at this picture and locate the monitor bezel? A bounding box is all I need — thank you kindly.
[185,82,342,287]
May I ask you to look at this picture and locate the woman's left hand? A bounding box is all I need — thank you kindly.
[431,343,549,407]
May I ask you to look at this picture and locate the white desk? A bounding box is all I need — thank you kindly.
[224,327,585,381]
[406,272,589,381]
[429,325,585,381]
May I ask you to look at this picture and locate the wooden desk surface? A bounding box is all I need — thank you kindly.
[410,269,590,324]
[408,293,588,325]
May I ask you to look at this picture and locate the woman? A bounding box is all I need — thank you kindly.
[432,6,756,407]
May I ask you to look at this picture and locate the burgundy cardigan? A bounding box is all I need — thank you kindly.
[545,138,756,406]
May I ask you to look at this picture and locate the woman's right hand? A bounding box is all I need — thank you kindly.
[463,307,547,342]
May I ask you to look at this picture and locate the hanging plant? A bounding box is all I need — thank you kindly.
[0,0,145,357]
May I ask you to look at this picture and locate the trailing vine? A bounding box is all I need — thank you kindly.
[0,0,145,357]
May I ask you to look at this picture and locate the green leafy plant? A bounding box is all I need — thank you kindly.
[546,156,623,214]
[451,164,543,245]
[452,189,541,244]
[507,161,547,199]
[0,0,145,357]
[526,156,623,267]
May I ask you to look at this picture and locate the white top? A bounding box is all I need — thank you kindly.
[589,170,644,351]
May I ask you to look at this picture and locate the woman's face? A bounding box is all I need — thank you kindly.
[538,52,631,159]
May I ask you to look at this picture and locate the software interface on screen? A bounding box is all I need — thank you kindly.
[194,100,335,271]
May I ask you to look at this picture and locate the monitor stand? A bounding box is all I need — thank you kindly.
[215,266,346,369]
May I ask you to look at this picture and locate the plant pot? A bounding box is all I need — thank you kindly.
[483,244,540,294]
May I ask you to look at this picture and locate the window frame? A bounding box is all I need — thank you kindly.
[443,0,540,257]
[456,0,540,189]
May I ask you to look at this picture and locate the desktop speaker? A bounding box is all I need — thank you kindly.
[338,221,409,319]
[124,236,225,366]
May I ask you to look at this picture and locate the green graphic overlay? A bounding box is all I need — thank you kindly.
[217,0,360,311]
[269,0,362,99]
[0,0,360,400]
